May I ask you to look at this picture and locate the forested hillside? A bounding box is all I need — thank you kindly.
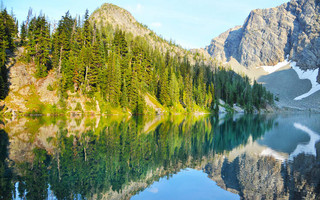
[0,9,17,99]
[0,5,274,115]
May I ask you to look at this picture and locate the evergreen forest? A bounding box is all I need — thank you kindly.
[0,8,274,114]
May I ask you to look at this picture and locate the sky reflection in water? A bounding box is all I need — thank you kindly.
[1,113,319,199]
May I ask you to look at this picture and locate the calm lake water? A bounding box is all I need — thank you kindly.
[1,113,319,200]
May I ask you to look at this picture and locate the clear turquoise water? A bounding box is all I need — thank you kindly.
[1,114,319,199]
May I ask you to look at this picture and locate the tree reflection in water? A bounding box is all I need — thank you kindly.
[0,114,319,199]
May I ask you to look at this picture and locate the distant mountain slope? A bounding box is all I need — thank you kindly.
[90,3,214,66]
[205,0,320,111]
[206,0,320,74]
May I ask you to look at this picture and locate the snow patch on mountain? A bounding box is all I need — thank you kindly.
[261,59,290,74]
[291,62,320,100]
[259,56,320,101]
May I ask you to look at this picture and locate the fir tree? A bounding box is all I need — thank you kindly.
[169,69,179,105]
[52,11,74,73]
[0,9,16,99]
[20,21,27,45]
[120,78,128,108]
[158,68,170,105]
[33,15,51,77]
[128,67,139,111]
[183,73,193,110]
[87,37,102,92]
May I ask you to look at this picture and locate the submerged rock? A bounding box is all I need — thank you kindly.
[233,104,244,113]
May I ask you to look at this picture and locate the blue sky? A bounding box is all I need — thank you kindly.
[3,0,289,49]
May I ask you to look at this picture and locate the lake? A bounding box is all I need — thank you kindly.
[1,113,320,200]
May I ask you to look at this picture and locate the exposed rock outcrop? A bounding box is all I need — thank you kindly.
[204,142,320,200]
[206,0,320,74]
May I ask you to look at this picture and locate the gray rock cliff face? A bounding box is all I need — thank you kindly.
[204,148,320,200]
[206,0,320,72]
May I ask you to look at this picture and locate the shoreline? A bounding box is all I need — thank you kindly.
[1,107,319,120]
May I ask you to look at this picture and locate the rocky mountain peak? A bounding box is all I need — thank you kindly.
[90,3,150,37]
[206,0,320,72]
[90,3,215,66]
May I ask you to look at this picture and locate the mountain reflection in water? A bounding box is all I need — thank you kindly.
[0,114,319,200]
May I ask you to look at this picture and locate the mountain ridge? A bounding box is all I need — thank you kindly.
[204,0,320,111]
[206,0,320,75]
[90,3,215,67]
